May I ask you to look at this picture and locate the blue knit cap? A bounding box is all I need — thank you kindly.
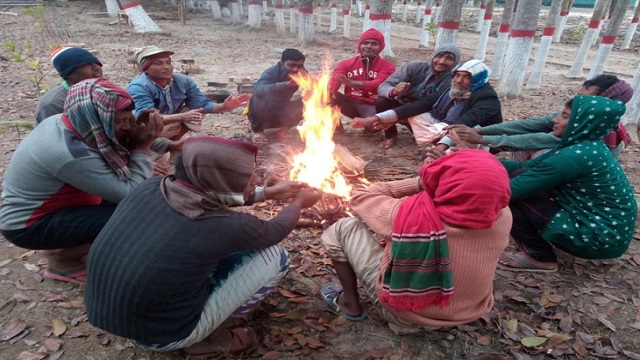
[50,47,102,80]
[454,59,491,92]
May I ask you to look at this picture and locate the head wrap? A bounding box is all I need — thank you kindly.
[160,137,259,219]
[380,150,511,311]
[599,80,634,104]
[358,28,386,53]
[454,59,491,93]
[50,46,102,80]
[559,95,627,148]
[62,78,134,180]
[133,46,175,72]
[429,44,461,72]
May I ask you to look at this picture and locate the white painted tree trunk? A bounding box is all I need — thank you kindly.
[317,4,322,29]
[105,0,119,17]
[357,0,364,16]
[122,2,162,33]
[432,1,440,23]
[402,1,408,22]
[420,7,432,47]
[343,8,351,37]
[526,0,562,89]
[363,5,372,30]
[566,28,597,77]
[298,9,315,42]
[248,3,262,28]
[621,7,640,49]
[553,14,569,42]
[370,0,395,59]
[238,0,244,16]
[476,2,486,32]
[330,4,338,32]
[231,1,241,23]
[565,0,610,78]
[435,0,463,48]
[211,0,222,19]
[590,17,606,47]
[415,2,423,24]
[497,0,541,98]
[263,0,268,12]
[475,19,492,61]
[587,0,627,78]
[621,63,640,126]
[275,5,285,32]
[290,5,296,33]
[489,0,515,80]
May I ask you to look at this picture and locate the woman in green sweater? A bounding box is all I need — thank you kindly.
[497,95,637,272]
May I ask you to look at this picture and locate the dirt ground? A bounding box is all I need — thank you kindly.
[1,1,640,359]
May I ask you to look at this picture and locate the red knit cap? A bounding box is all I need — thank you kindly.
[358,28,386,53]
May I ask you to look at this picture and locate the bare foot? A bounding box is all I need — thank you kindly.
[380,136,396,150]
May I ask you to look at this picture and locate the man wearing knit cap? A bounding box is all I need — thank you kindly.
[128,46,250,142]
[374,44,461,149]
[446,74,635,160]
[355,59,502,150]
[34,46,103,124]
[329,28,396,132]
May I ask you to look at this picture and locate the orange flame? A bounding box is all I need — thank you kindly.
[289,69,352,198]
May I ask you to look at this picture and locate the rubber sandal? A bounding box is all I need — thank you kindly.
[319,282,367,321]
[44,268,87,285]
[496,251,558,273]
[183,327,257,359]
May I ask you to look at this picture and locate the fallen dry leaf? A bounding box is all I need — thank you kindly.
[521,336,548,348]
[596,313,617,332]
[476,334,492,346]
[0,320,27,341]
[17,250,36,260]
[56,300,84,309]
[43,338,63,352]
[262,351,282,360]
[15,351,46,360]
[23,263,40,272]
[51,318,67,337]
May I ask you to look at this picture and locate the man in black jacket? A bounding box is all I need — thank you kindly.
[248,49,306,143]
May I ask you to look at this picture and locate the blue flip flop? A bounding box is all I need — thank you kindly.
[319,282,367,321]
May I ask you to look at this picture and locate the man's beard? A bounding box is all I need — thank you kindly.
[449,85,469,99]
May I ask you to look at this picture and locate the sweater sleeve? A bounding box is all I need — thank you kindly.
[505,152,582,201]
[481,113,557,135]
[226,204,302,253]
[349,177,421,237]
[253,66,296,96]
[483,132,561,149]
[183,77,216,113]
[329,60,348,95]
[55,151,153,204]
[390,91,444,120]
[377,63,412,97]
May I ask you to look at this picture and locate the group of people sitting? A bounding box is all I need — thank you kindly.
[0,31,637,358]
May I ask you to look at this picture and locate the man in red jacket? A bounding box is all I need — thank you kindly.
[329,28,396,132]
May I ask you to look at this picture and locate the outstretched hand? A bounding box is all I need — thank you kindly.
[423,144,448,164]
[223,93,251,111]
[449,129,476,149]
[292,188,323,209]
[445,125,483,144]
[265,180,309,200]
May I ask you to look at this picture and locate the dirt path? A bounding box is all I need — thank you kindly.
[1,2,640,359]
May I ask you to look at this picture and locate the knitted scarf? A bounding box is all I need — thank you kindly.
[63,78,134,180]
[380,150,511,311]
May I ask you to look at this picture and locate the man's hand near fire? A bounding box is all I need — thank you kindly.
[265,180,310,201]
[352,116,396,131]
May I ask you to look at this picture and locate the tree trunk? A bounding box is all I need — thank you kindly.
[298,0,315,43]
[357,0,364,16]
[121,1,163,33]
[231,0,241,23]
[289,4,296,33]
[415,1,423,23]
[275,1,285,32]
[211,0,222,19]
[553,0,573,42]
[263,0,268,13]
[370,0,395,59]
[238,0,244,16]
[435,0,464,47]
[475,0,494,60]
[489,0,515,80]
[588,0,627,78]
[343,0,351,37]
[591,1,612,46]
[363,4,372,30]
[402,0,408,22]
[432,0,441,23]
[330,3,338,32]
[248,1,261,28]
[565,0,610,78]
[420,0,434,47]
[105,0,119,17]
[621,2,640,49]
[621,63,640,126]
[526,0,563,89]
[317,3,322,30]
[475,0,486,32]
[497,0,542,98]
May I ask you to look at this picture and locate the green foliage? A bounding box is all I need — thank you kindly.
[567,24,587,42]
[23,5,45,30]
[0,119,34,131]
[424,21,438,42]
[3,40,46,93]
